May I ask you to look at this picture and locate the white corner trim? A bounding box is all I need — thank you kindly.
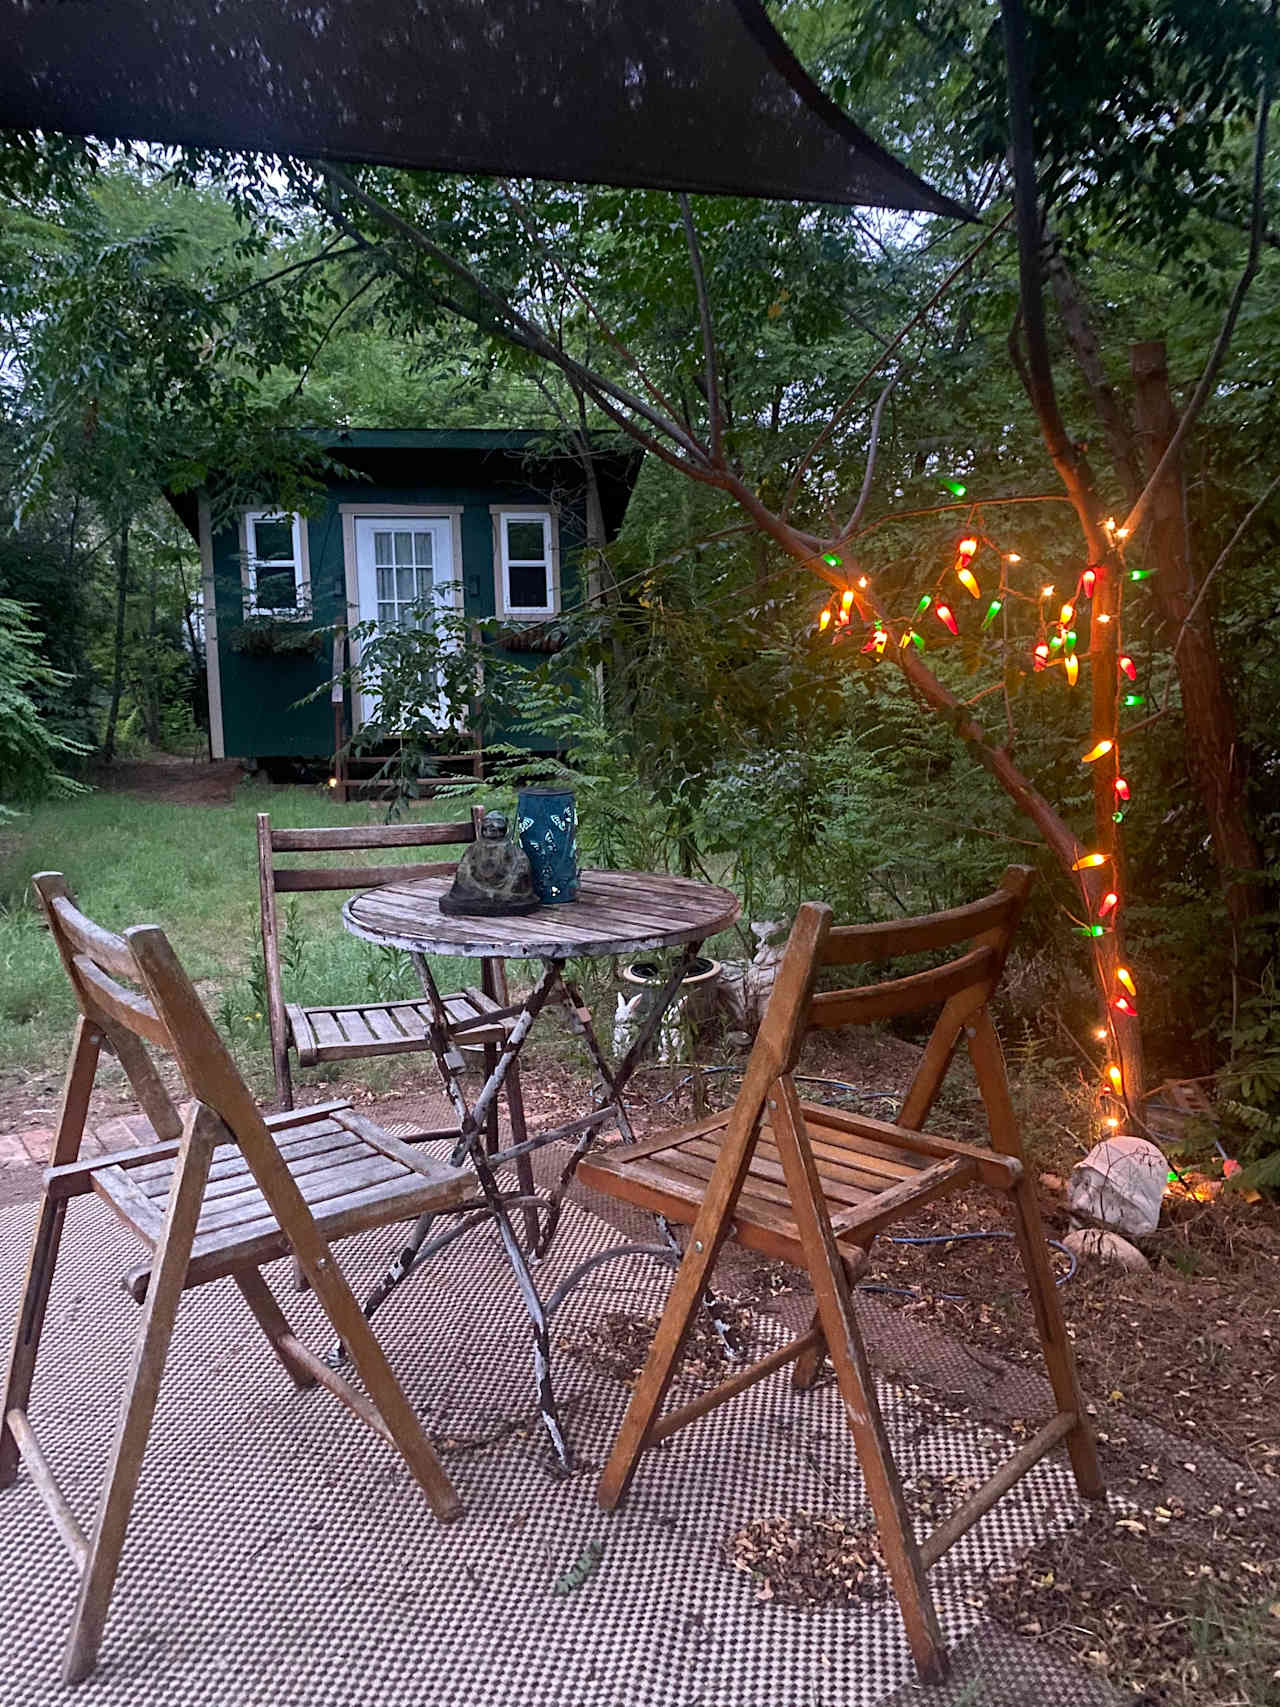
[489,504,561,621]
[197,492,225,760]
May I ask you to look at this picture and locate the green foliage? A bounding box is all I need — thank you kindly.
[0,597,88,814]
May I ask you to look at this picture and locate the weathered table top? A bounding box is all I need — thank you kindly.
[342,868,741,960]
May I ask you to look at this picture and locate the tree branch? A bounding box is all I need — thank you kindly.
[315,161,709,463]
[1173,471,1280,657]
[782,209,1013,521]
[679,193,724,465]
[1120,22,1275,538]
[839,376,895,535]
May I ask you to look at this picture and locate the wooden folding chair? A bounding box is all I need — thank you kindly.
[2,874,470,1684]
[579,869,1103,1684]
[257,808,523,1144]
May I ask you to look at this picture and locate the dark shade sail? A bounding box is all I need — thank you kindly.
[0,0,969,217]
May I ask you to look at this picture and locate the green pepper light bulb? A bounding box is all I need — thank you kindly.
[821,552,842,568]
[942,478,967,498]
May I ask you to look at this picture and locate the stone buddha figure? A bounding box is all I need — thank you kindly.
[439,811,539,916]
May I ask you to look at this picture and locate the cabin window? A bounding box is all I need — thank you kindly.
[372,526,440,629]
[242,511,308,617]
[494,509,558,618]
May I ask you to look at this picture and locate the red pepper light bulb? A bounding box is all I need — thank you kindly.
[1083,567,1097,598]
[1033,643,1050,672]
[1119,655,1137,682]
[1098,890,1119,918]
[1113,995,1138,1018]
[935,603,959,636]
[957,535,978,563]
[1114,776,1130,802]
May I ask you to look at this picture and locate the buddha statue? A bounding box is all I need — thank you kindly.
[439,811,540,916]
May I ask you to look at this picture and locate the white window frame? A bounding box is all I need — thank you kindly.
[491,506,560,620]
[240,509,311,619]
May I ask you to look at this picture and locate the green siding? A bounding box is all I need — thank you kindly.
[211,457,587,760]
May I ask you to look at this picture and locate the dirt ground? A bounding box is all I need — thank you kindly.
[90,752,245,806]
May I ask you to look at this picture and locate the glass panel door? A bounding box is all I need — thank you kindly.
[353,517,458,727]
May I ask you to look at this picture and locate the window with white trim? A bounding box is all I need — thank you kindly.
[495,509,557,617]
[243,511,308,617]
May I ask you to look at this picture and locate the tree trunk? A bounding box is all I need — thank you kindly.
[999,0,1144,1108]
[1129,341,1265,931]
[102,519,130,763]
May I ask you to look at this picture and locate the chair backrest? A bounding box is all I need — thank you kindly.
[255,806,487,1060]
[33,871,280,1154]
[808,866,1032,1131]
[738,868,1032,1140]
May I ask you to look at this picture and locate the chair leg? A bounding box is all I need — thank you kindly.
[770,1081,948,1685]
[597,1176,743,1510]
[1,1016,100,1489]
[503,1056,541,1253]
[967,1013,1103,1501]
[234,1267,317,1390]
[791,1305,827,1391]
[62,1105,216,1685]
[1007,1174,1104,1498]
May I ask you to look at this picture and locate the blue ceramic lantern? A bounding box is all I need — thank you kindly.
[516,788,580,903]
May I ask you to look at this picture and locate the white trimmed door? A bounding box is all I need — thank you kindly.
[353,516,460,726]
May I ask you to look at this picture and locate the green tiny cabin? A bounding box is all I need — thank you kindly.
[171,429,641,772]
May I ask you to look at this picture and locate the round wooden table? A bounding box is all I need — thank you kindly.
[342,867,741,961]
[339,867,741,1470]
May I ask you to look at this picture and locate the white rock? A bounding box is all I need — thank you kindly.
[1062,1227,1150,1273]
[1067,1135,1168,1237]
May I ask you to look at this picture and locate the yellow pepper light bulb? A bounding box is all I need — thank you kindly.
[1065,654,1079,687]
[1116,966,1136,997]
[956,565,980,598]
[1081,739,1114,764]
[1060,602,1075,626]
[1006,552,1022,564]
[1107,1064,1123,1094]
[840,589,855,612]
[1072,851,1108,870]
[818,609,831,631]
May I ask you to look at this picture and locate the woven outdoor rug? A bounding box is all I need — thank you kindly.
[0,1181,1123,1707]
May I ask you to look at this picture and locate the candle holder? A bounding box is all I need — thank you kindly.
[516,787,580,903]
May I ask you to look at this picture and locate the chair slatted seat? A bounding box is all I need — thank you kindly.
[1,874,471,1685]
[288,991,505,1064]
[579,869,1103,1687]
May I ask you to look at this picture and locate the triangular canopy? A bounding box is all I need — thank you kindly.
[0,0,968,217]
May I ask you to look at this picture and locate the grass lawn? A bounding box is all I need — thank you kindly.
[0,775,502,1094]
